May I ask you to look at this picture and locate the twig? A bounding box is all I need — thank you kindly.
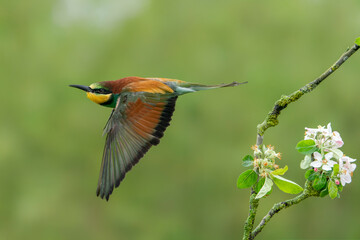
[256,43,359,146]
[243,40,360,240]
[242,189,260,240]
[250,181,320,239]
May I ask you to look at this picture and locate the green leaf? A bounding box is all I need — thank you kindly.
[271,175,303,194]
[254,178,273,196]
[296,140,317,155]
[332,164,339,177]
[320,188,329,198]
[324,171,332,178]
[243,155,254,161]
[328,180,338,199]
[237,170,258,189]
[300,155,311,169]
[271,165,288,175]
[254,177,264,193]
[255,177,273,199]
[264,186,272,197]
[242,162,253,167]
[305,169,318,181]
[312,175,327,191]
[355,37,360,46]
[338,183,343,192]
[305,169,314,179]
[242,155,254,167]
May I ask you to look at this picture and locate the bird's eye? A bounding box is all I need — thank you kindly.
[93,88,111,94]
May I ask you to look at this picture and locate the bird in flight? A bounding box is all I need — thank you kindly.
[70,76,246,200]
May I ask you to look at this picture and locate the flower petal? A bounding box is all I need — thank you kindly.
[351,164,357,171]
[322,165,332,171]
[327,123,332,134]
[328,160,337,167]
[330,148,343,159]
[340,177,346,186]
[313,152,322,161]
[325,152,333,160]
[310,161,322,168]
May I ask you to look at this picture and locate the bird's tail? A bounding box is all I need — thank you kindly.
[175,81,247,94]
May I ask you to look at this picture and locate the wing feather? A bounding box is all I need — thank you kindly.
[96,92,178,200]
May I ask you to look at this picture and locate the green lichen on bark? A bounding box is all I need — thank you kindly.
[256,43,359,138]
[243,190,260,240]
[250,181,319,239]
[243,40,360,240]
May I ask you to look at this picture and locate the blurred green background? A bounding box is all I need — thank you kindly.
[1,0,360,239]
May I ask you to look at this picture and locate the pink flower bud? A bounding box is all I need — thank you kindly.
[335,180,340,185]
[314,168,318,172]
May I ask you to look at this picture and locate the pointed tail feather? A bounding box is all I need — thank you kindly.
[175,81,247,94]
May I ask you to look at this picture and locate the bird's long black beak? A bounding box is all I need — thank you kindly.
[69,84,92,92]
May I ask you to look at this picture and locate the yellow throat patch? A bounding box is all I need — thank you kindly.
[86,92,112,104]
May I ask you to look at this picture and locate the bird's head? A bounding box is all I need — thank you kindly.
[69,82,117,108]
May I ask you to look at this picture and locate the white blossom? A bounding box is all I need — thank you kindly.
[264,145,281,160]
[338,155,356,186]
[310,152,337,171]
[304,126,322,140]
[303,123,356,189]
[332,131,344,148]
[341,156,357,171]
[304,123,344,150]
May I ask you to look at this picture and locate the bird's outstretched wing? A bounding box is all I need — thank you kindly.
[96,90,177,200]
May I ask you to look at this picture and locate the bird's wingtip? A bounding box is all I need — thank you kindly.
[224,81,248,87]
[234,81,248,85]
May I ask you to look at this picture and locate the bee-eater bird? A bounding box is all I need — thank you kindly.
[70,76,246,201]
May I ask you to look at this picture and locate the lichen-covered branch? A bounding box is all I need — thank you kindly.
[242,39,360,240]
[250,181,320,239]
[256,43,360,145]
[242,189,260,240]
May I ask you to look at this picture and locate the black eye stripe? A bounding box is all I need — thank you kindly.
[92,88,112,94]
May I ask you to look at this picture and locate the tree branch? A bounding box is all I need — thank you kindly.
[250,181,320,239]
[243,39,360,240]
[256,43,360,145]
[242,189,260,240]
